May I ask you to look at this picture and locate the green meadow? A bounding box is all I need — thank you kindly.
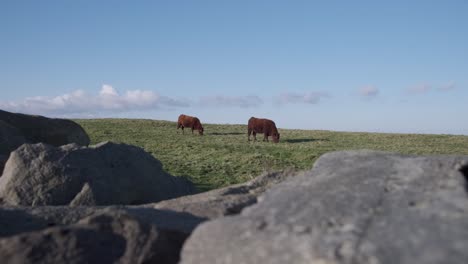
[76,119,468,192]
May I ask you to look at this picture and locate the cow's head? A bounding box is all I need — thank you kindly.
[198,127,204,135]
[272,132,280,143]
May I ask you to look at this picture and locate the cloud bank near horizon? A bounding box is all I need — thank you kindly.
[198,95,263,108]
[0,85,190,116]
[0,86,333,117]
[0,85,267,116]
[274,92,330,105]
[0,82,460,117]
[406,82,457,94]
[358,86,379,98]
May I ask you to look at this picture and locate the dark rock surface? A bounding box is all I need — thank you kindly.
[4,149,467,264]
[181,150,468,264]
[0,210,187,264]
[0,142,195,206]
[0,120,26,174]
[0,170,295,238]
[151,170,297,219]
[0,206,206,239]
[0,109,91,174]
[0,109,90,147]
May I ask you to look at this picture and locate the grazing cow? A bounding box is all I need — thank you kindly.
[177,114,204,135]
[248,117,280,143]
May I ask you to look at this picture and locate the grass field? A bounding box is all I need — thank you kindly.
[76,119,468,192]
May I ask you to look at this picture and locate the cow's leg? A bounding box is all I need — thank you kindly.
[264,133,269,142]
[248,129,252,141]
[191,127,194,134]
[253,131,257,141]
[180,126,184,134]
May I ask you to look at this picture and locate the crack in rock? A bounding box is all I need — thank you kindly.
[350,185,387,264]
[460,164,468,194]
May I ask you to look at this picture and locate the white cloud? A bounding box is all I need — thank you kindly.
[358,86,379,97]
[437,82,456,92]
[275,91,330,105]
[407,84,431,94]
[0,85,189,116]
[125,90,160,106]
[198,95,263,108]
[100,84,118,96]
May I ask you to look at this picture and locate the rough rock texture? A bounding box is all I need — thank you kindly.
[151,170,297,219]
[0,109,90,147]
[0,171,295,238]
[0,109,90,174]
[0,206,207,239]
[181,150,468,264]
[0,211,187,264]
[0,142,195,206]
[0,120,26,174]
[0,207,50,237]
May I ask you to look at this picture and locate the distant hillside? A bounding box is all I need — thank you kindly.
[76,119,468,192]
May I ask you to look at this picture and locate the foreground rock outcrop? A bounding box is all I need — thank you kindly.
[151,169,296,219]
[0,170,295,263]
[0,142,195,206]
[2,150,468,264]
[0,210,187,264]
[0,170,295,237]
[181,150,468,264]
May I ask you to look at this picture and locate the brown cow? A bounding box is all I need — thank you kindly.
[177,114,204,135]
[248,117,280,143]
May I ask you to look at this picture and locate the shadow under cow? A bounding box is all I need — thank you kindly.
[284,138,329,143]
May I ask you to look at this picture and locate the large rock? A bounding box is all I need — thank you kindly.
[151,170,297,219]
[0,170,295,238]
[0,205,207,239]
[0,120,26,174]
[0,207,50,237]
[181,150,468,264]
[0,109,90,174]
[0,210,187,264]
[0,109,90,147]
[0,142,195,206]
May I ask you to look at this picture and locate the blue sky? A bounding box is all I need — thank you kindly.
[1,1,467,135]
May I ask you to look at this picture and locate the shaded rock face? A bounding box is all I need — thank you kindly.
[0,211,188,264]
[0,109,90,174]
[0,206,208,239]
[0,208,50,237]
[0,170,295,238]
[181,150,468,264]
[151,170,297,219]
[0,142,195,206]
[0,120,26,174]
[0,109,90,147]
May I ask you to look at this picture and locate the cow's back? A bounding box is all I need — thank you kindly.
[179,114,194,127]
[178,114,186,124]
[248,117,266,133]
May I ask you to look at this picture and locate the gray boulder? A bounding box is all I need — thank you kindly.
[0,206,120,238]
[0,109,90,147]
[0,120,26,174]
[0,207,50,237]
[151,170,297,219]
[181,150,468,264]
[0,210,187,264]
[0,170,295,238]
[0,205,207,239]
[0,142,195,206]
[0,109,90,174]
